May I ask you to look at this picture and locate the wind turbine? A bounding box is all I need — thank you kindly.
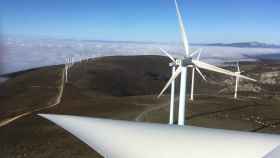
[234,62,243,99]
[65,56,74,83]
[158,0,257,126]
[189,48,207,101]
[159,48,206,124]
[65,58,69,83]
[69,56,74,67]
[65,57,70,83]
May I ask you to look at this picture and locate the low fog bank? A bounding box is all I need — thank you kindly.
[1,37,280,74]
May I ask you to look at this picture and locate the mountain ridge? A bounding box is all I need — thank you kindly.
[5,35,280,48]
[201,42,280,48]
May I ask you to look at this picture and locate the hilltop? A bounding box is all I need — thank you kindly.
[0,55,280,158]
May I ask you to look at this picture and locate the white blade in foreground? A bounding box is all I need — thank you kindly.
[39,114,280,158]
[192,60,257,82]
[158,66,182,98]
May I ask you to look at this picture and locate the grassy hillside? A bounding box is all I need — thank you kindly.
[0,55,280,158]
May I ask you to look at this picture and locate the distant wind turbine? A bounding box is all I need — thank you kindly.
[65,57,70,83]
[70,56,74,67]
[234,62,246,99]
[65,56,74,83]
[189,48,207,101]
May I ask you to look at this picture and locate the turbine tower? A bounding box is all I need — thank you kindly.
[175,0,190,126]
[158,0,257,126]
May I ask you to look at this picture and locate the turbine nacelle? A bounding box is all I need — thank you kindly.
[169,58,193,67]
[160,47,200,68]
[181,57,193,67]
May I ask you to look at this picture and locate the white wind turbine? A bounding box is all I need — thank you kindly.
[158,0,257,126]
[234,62,243,99]
[65,56,74,83]
[159,48,206,124]
[65,57,69,83]
[69,56,74,67]
[189,48,207,101]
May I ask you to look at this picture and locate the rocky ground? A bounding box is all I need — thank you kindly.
[0,55,280,158]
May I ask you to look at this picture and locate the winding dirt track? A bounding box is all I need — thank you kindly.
[135,97,179,122]
[0,67,66,128]
[135,103,167,122]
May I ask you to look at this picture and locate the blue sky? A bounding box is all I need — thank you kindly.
[1,0,280,43]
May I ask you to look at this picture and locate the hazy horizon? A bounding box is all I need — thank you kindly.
[3,34,280,45]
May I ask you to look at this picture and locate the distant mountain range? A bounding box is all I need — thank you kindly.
[202,42,280,48]
[5,35,280,48]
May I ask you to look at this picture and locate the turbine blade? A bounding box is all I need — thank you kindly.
[158,66,182,98]
[38,114,280,158]
[159,48,176,62]
[174,0,190,56]
[192,60,257,82]
[195,67,206,81]
[190,48,203,60]
[197,49,202,60]
[238,75,256,82]
[190,49,200,57]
